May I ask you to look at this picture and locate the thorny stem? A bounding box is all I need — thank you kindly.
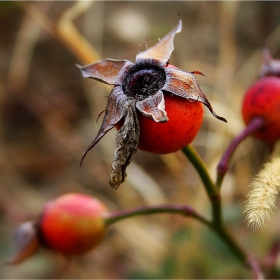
[181,145,263,277]
[216,117,265,188]
[104,204,211,227]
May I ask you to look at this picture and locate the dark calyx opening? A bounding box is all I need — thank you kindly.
[122,63,166,101]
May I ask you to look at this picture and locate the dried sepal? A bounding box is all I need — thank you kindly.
[110,100,140,189]
[80,87,127,166]
[190,70,206,77]
[76,59,134,85]
[136,20,182,67]
[136,90,168,122]
[163,67,227,122]
[6,221,39,265]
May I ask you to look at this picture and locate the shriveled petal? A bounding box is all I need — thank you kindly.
[135,20,182,67]
[163,67,227,122]
[136,90,168,122]
[76,59,134,85]
[80,86,128,165]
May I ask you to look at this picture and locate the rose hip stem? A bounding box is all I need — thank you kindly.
[104,204,211,227]
[216,117,266,188]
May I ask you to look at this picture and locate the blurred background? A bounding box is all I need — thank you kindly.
[1,1,280,278]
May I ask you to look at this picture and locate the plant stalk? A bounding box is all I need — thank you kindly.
[216,117,265,188]
[104,204,211,227]
[181,145,251,267]
[181,145,219,200]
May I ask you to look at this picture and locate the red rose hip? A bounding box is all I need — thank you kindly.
[242,76,280,146]
[39,193,108,255]
[115,92,204,154]
[78,20,226,188]
[137,93,204,154]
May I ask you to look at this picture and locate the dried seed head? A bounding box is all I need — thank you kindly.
[244,156,280,230]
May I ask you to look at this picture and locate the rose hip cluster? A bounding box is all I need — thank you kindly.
[8,19,227,266]
[11,23,280,268]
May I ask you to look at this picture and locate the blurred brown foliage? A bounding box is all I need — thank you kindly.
[0,1,280,278]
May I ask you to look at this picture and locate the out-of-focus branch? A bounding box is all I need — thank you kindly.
[105,204,211,227]
[57,0,101,64]
[17,1,100,65]
[8,2,51,92]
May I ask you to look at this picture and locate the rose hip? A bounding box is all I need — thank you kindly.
[136,93,204,154]
[242,76,280,147]
[39,193,108,255]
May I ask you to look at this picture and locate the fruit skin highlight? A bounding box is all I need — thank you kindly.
[242,76,280,147]
[39,193,108,255]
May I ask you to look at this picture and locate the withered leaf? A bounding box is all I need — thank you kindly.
[110,100,140,189]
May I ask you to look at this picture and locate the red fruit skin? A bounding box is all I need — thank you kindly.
[116,94,204,154]
[39,193,108,255]
[138,64,204,153]
[137,93,204,154]
[242,76,280,146]
[116,64,204,154]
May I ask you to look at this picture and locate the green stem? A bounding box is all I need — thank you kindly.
[181,145,219,200]
[181,145,249,265]
[214,224,247,263]
[181,145,221,224]
[104,204,211,227]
